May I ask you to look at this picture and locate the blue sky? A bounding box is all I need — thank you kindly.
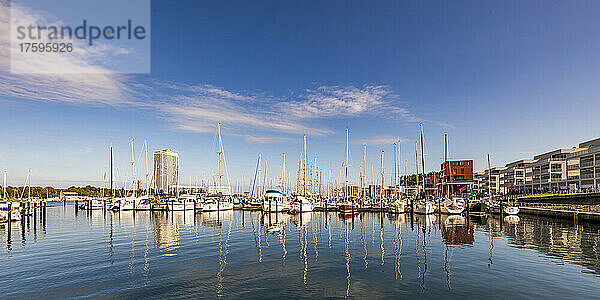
[1,0,600,188]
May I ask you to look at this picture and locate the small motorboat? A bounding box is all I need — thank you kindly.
[503,205,520,215]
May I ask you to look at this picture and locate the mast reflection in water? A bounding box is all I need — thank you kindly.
[1,205,600,298]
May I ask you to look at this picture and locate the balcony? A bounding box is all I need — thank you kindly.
[581,173,595,179]
[568,164,580,170]
[568,175,580,181]
[581,161,594,168]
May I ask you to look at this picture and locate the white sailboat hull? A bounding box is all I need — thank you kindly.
[170,202,195,211]
[291,202,313,213]
[262,202,290,212]
[203,202,234,212]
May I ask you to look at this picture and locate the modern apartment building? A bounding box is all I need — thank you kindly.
[153,149,179,194]
[566,138,600,191]
[478,166,507,194]
[502,159,535,194]
[478,137,600,195]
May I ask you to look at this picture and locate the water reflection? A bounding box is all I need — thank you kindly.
[2,206,600,298]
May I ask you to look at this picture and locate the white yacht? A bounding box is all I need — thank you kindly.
[292,195,313,213]
[262,190,290,213]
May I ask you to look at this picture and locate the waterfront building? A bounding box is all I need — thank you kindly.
[440,160,474,195]
[475,166,507,195]
[480,137,600,195]
[423,173,440,195]
[153,149,179,194]
[523,148,582,193]
[502,159,535,194]
[566,138,600,192]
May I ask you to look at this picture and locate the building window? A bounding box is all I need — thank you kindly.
[461,169,465,174]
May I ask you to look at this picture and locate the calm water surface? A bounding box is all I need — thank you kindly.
[1,204,600,299]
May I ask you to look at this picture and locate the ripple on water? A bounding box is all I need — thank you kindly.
[1,206,600,298]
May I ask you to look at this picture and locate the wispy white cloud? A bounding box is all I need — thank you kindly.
[0,1,423,144]
[281,85,419,122]
[0,1,138,107]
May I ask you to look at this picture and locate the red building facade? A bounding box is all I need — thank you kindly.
[423,173,440,195]
[440,160,474,195]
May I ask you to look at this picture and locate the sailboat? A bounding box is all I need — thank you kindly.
[0,171,21,221]
[413,123,435,215]
[170,194,196,211]
[338,128,357,214]
[204,123,234,212]
[388,141,407,214]
[439,134,465,214]
[291,195,313,213]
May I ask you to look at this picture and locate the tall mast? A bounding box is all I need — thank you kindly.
[444,133,449,197]
[487,154,492,196]
[303,135,307,196]
[380,149,384,200]
[282,153,286,194]
[419,123,426,197]
[251,153,261,198]
[27,169,31,200]
[263,159,268,196]
[2,170,6,200]
[363,144,366,199]
[397,139,401,197]
[110,145,113,198]
[393,143,397,197]
[415,141,419,192]
[345,128,349,201]
[371,164,374,187]
[404,160,408,188]
[217,123,223,188]
[130,138,135,196]
[144,139,149,195]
